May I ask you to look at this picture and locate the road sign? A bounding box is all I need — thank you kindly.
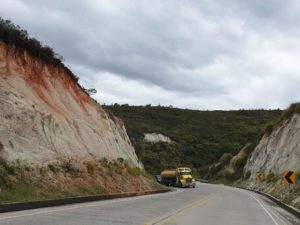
[256,172,264,182]
[283,170,296,184]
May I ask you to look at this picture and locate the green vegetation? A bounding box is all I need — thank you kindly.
[281,103,300,121]
[0,156,164,203]
[296,171,300,182]
[0,18,79,83]
[86,161,95,174]
[99,157,123,174]
[265,103,300,136]
[127,166,142,176]
[0,179,107,203]
[266,173,278,183]
[105,104,282,179]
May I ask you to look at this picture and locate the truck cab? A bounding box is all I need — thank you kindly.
[176,167,196,188]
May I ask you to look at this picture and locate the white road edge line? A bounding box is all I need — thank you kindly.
[237,188,290,225]
[267,206,288,225]
[247,192,280,225]
[0,188,183,221]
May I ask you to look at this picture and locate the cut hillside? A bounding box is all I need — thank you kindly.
[242,103,300,209]
[0,18,161,202]
[105,104,282,176]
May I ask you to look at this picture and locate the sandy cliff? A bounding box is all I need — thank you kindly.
[244,114,300,180]
[0,41,142,168]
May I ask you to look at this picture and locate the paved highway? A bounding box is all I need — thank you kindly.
[0,183,298,225]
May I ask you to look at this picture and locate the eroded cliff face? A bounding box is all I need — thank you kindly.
[244,114,300,180]
[0,41,142,168]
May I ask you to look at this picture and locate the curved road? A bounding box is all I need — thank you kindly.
[0,183,298,225]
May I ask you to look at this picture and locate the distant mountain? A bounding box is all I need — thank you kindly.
[104,104,282,176]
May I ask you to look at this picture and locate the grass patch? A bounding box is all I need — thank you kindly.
[127,166,141,176]
[107,162,123,175]
[99,157,109,167]
[0,179,107,203]
[266,173,278,183]
[86,162,95,174]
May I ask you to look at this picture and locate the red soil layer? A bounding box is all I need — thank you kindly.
[0,41,94,115]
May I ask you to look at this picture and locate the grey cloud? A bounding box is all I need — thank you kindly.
[0,0,300,109]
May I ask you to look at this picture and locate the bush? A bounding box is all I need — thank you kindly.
[48,164,59,173]
[0,157,16,175]
[107,162,123,175]
[264,124,274,136]
[61,160,75,173]
[117,158,124,164]
[244,171,251,179]
[266,173,277,183]
[219,153,232,167]
[99,158,109,167]
[127,167,141,176]
[281,103,300,120]
[86,162,95,174]
[296,171,300,185]
[222,171,237,181]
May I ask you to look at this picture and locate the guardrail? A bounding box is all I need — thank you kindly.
[0,189,170,213]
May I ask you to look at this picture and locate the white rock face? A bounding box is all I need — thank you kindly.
[0,42,142,168]
[144,133,172,143]
[244,114,300,180]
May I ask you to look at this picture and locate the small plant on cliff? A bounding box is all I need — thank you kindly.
[0,157,16,175]
[86,162,95,174]
[127,167,142,176]
[281,103,300,120]
[296,171,300,185]
[99,157,109,167]
[107,162,123,175]
[61,160,75,173]
[117,157,125,164]
[244,171,251,180]
[266,173,278,183]
[264,124,274,136]
[48,164,59,173]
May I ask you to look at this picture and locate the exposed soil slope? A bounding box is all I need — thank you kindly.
[245,114,300,179]
[0,41,141,168]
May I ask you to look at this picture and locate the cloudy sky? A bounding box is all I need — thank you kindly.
[1,0,300,109]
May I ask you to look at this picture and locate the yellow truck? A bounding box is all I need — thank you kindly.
[160,167,196,188]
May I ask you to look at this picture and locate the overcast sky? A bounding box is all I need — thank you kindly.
[1,0,300,110]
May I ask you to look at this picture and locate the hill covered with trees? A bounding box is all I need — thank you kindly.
[104,104,282,178]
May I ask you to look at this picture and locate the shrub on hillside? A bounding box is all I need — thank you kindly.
[281,103,300,120]
[219,153,233,167]
[0,18,79,83]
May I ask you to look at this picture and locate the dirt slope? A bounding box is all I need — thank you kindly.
[0,41,142,168]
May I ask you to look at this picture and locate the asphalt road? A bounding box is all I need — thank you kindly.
[0,183,298,225]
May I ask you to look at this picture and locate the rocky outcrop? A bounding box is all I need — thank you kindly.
[244,114,300,180]
[0,41,142,168]
[144,133,172,143]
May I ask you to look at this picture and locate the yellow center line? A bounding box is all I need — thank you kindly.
[143,193,215,225]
